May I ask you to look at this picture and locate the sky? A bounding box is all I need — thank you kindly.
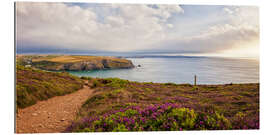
[16,2,259,58]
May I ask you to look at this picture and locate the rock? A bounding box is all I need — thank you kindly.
[60,119,65,121]
[31,56,135,71]
[32,113,38,116]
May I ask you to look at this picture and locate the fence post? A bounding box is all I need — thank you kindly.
[194,75,197,86]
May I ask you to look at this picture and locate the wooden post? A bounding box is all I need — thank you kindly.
[194,75,197,86]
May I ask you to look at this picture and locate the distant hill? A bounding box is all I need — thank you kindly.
[17,55,135,71]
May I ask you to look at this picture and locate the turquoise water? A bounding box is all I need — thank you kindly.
[67,57,259,84]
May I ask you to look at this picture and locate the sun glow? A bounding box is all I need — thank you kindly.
[214,40,259,59]
[183,41,259,60]
[218,44,259,59]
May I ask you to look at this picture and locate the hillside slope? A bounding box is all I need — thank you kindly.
[16,65,84,108]
[66,77,259,131]
[16,85,94,133]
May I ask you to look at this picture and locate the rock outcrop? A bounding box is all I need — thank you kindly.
[30,56,134,71]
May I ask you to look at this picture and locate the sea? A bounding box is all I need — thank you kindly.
[67,56,259,84]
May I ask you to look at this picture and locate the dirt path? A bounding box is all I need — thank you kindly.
[16,85,93,133]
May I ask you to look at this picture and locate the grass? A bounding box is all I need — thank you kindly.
[67,104,233,132]
[15,57,259,131]
[16,65,84,109]
[67,77,259,132]
[17,55,134,71]
[31,55,130,64]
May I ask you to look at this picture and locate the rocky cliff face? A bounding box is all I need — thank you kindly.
[30,57,134,71]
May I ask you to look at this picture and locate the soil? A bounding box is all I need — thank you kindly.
[16,85,93,133]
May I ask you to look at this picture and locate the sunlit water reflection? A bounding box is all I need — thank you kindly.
[67,57,259,84]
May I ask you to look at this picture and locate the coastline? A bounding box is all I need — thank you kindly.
[16,55,259,132]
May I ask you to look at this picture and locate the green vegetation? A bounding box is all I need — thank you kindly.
[17,55,134,71]
[66,103,234,132]
[15,55,259,131]
[164,82,178,86]
[67,77,259,132]
[16,65,84,108]
[31,55,129,63]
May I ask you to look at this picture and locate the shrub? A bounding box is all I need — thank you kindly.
[103,78,129,88]
[80,76,92,80]
[168,108,197,129]
[240,91,253,97]
[164,82,178,86]
[65,103,233,132]
[191,86,199,91]
[112,124,129,132]
[199,112,231,130]
[90,78,129,88]
[232,111,259,129]
[91,79,104,88]
[180,83,192,87]
[83,94,106,108]
[106,88,125,98]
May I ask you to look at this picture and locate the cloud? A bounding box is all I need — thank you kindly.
[17,2,185,52]
[223,7,233,14]
[16,2,259,57]
[155,23,259,53]
[152,6,259,54]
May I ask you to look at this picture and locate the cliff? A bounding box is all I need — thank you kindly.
[19,55,134,71]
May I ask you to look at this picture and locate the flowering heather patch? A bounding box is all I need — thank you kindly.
[66,77,259,132]
[232,111,259,129]
[65,103,252,132]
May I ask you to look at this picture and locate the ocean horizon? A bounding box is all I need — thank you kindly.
[65,56,259,85]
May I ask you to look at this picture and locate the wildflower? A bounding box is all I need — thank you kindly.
[123,117,129,123]
[204,116,207,121]
[200,121,204,125]
[140,117,145,123]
